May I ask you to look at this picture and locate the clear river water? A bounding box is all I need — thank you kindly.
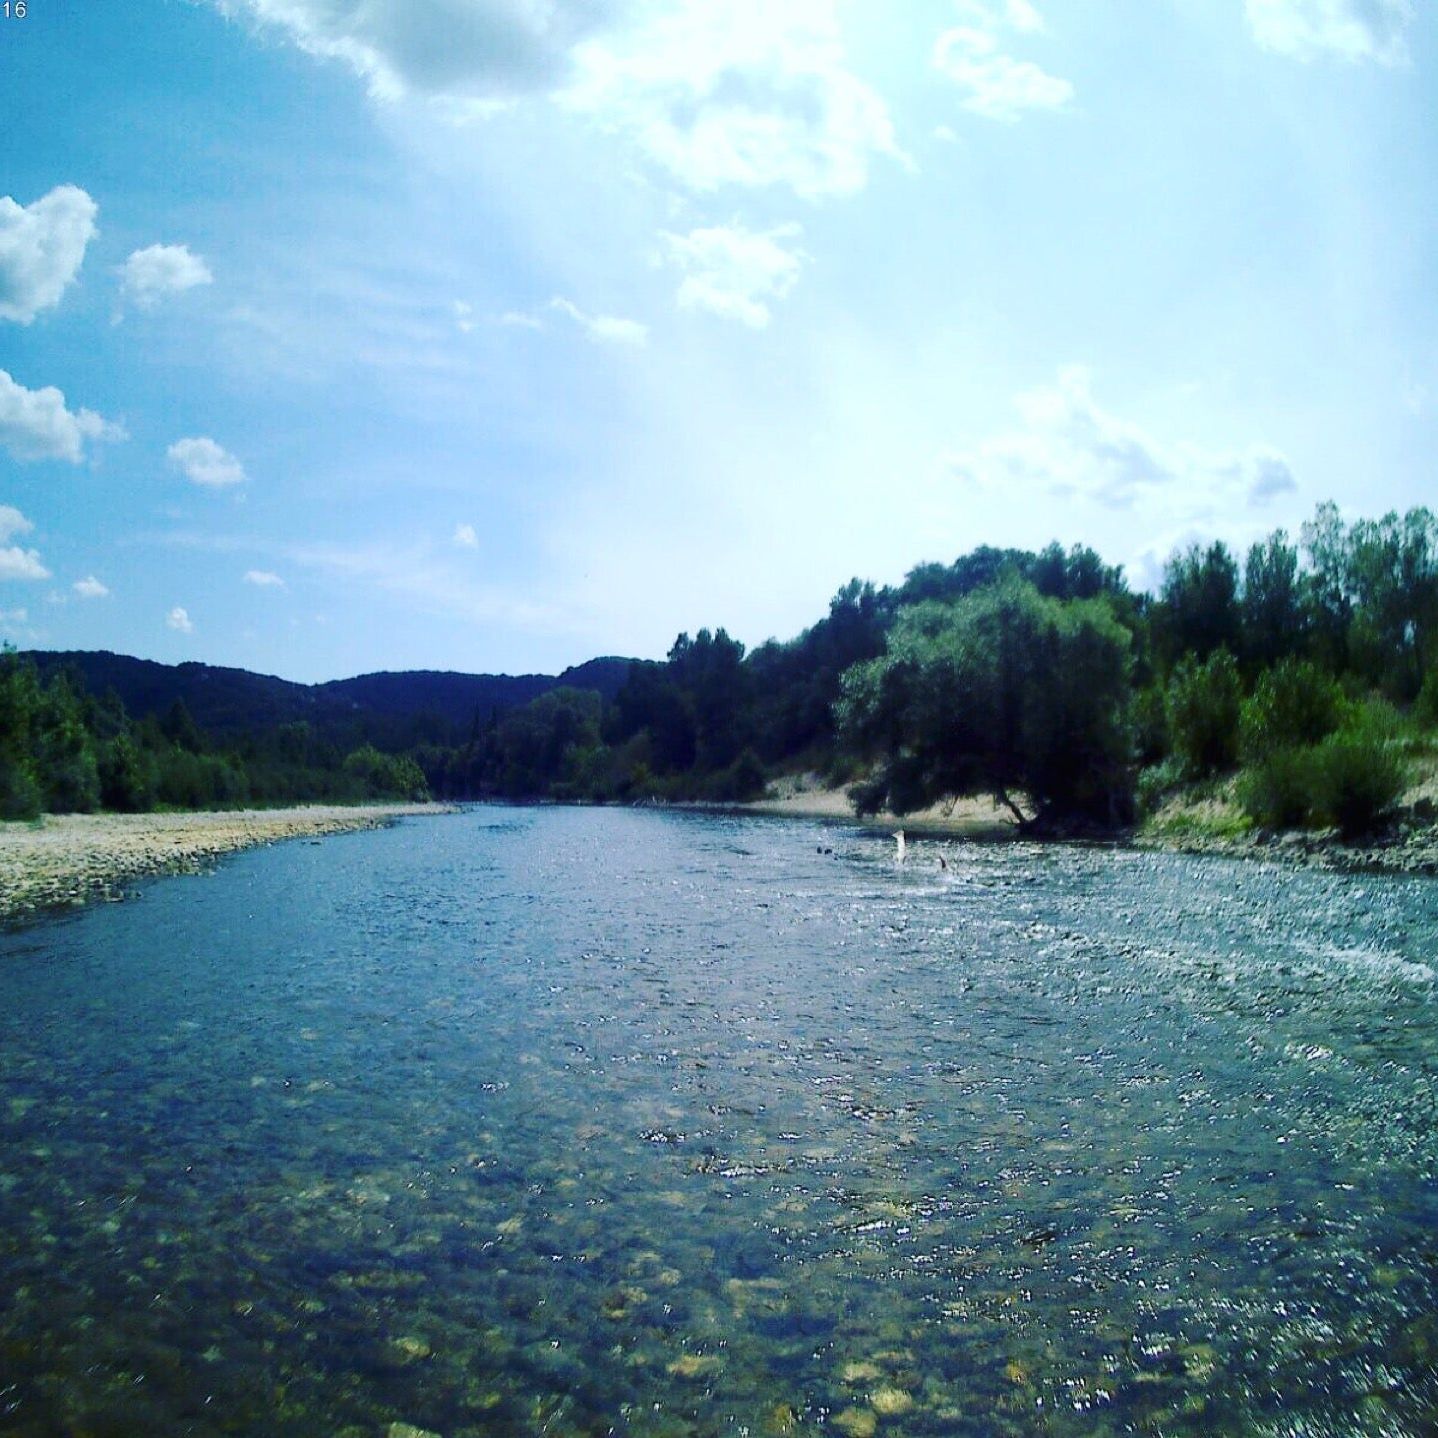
[1,806,1436,1437]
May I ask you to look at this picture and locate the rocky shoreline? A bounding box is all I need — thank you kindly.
[0,804,447,924]
[1135,813,1438,877]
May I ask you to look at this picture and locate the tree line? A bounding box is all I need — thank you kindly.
[0,655,428,820]
[4,501,1435,834]
[423,501,1434,836]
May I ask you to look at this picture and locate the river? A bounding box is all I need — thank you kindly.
[1,807,1435,1436]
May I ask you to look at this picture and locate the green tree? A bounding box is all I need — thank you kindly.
[0,647,43,819]
[34,672,100,813]
[1241,531,1307,670]
[1155,542,1241,670]
[1165,648,1242,778]
[1239,658,1342,762]
[839,578,1133,825]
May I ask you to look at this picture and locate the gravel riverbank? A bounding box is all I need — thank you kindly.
[0,805,446,923]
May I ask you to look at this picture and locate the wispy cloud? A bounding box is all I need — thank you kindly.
[219,1,901,201]
[243,568,286,587]
[73,575,110,598]
[283,537,567,632]
[453,523,479,549]
[933,1,1073,122]
[664,222,807,328]
[565,1,903,199]
[549,296,648,346]
[1245,0,1414,65]
[945,365,1297,514]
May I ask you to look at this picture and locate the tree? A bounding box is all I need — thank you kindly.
[1154,542,1241,669]
[838,578,1133,825]
[1241,531,1307,670]
[1165,648,1242,778]
[666,628,749,770]
[0,647,43,819]
[1239,658,1342,762]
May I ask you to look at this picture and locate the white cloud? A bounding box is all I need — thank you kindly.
[0,550,49,582]
[664,222,807,327]
[945,365,1297,514]
[549,296,648,346]
[933,2,1073,122]
[0,369,125,464]
[215,0,618,101]
[167,606,195,634]
[1245,0,1413,64]
[453,522,479,548]
[118,243,213,313]
[73,575,110,599]
[567,1,901,199]
[497,309,545,331]
[452,299,477,333]
[168,436,247,487]
[0,507,50,582]
[244,568,286,587]
[220,2,899,199]
[0,185,98,324]
[1245,450,1299,505]
[0,506,33,543]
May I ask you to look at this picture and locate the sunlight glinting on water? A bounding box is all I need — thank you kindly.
[1,808,1436,1436]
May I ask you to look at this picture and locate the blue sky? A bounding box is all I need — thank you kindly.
[1,0,1433,682]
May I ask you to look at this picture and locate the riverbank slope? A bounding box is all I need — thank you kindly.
[0,804,444,923]
[737,773,1438,875]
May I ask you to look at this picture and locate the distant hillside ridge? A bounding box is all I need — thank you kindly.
[22,650,637,740]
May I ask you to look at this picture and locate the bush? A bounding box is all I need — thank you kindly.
[1132,684,1169,767]
[342,745,430,802]
[702,747,767,802]
[99,734,156,812]
[0,758,42,821]
[1166,649,1242,777]
[1312,733,1406,837]
[1417,667,1438,728]
[1239,747,1318,830]
[1240,659,1342,762]
[42,751,101,814]
[1135,756,1186,819]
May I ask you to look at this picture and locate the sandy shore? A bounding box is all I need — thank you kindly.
[0,804,445,923]
[740,775,1438,875]
[738,776,1019,838]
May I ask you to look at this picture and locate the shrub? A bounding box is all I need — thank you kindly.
[99,734,156,812]
[42,752,101,814]
[1135,756,1186,819]
[0,758,42,821]
[1417,667,1438,727]
[1240,659,1342,762]
[1312,733,1406,837]
[1239,747,1318,830]
[703,747,767,802]
[1166,649,1242,778]
[1132,684,1169,767]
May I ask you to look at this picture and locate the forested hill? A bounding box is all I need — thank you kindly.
[5,502,1437,829]
[21,651,635,741]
